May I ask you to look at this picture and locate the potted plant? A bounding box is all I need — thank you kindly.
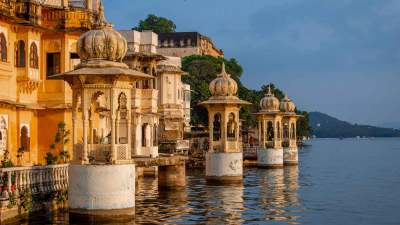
[2,173,16,193]
[265,143,274,148]
[1,149,16,193]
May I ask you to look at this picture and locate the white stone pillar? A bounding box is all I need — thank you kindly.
[115,112,120,144]
[82,111,89,163]
[150,124,154,147]
[263,120,266,149]
[132,123,138,155]
[72,111,78,145]
[209,111,213,152]
[89,117,94,153]
[111,117,116,162]
[223,111,228,152]
[127,115,131,159]
[72,111,78,162]
[273,120,277,148]
[14,171,19,196]
[110,89,116,163]
[258,120,262,149]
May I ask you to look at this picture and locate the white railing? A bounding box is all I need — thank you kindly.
[0,164,68,199]
[243,146,258,154]
[33,0,62,7]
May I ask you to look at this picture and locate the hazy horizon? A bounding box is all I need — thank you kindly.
[103,0,400,126]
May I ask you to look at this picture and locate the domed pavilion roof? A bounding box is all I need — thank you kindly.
[209,63,238,97]
[279,92,295,113]
[259,87,280,113]
[76,2,127,65]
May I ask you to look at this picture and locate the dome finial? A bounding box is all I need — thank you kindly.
[265,86,274,97]
[218,62,229,78]
[91,2,114,29]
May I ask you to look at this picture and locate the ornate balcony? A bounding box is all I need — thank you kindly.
[16,68,41,94]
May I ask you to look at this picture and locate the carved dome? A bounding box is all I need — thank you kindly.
[260,87,280,112]
[77,2,127,62]
[279,92,295,112]
[209,62,238,97]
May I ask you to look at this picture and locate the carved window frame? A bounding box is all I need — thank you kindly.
[30,42,39,69]
[16,40,26,67]
[0,33,7,62]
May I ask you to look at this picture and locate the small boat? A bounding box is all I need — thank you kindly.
[370,137,374,140]
[310,135,316,139]
[325,138,329,139]
[362,136,366,139]
[339,137,344,140]
[356,136,360,139]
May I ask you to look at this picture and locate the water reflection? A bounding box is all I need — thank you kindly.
[204,184,245,224]
[23,167,305,224]
[135,177,190,224]
[256,166,305,222]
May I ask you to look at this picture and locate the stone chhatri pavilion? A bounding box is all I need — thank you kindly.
[48,3,154,219]
[49,3,154,165]
[199,63,251,182]
[253,88,302,168]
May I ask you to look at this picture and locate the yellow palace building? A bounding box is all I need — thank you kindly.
[0,0,100,165]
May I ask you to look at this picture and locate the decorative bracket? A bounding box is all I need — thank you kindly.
[16,78,41,94]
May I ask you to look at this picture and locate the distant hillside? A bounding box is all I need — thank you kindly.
[309,112,400,138]
[378,122,400,130]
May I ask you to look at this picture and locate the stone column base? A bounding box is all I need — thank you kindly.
[158,163,186,189]
[206,152,243,183]
[283,147,298,165]
[69,207,135,223]
[69,164,136,220]
[258,148,284,168]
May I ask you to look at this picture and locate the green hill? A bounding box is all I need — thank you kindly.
[309,112,400,138]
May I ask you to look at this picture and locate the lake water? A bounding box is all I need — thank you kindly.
[22,138,400,224]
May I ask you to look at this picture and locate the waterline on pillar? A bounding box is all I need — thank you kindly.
[258,148,284,168]
[283,147,299,165]
[206,152,243,184]
[68,164,136,221]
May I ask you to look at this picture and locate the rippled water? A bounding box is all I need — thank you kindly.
[21,138,400,224]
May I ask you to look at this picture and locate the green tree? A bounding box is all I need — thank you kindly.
[132,14,176,33]
[50,121,71,163]
[295,109,314,139]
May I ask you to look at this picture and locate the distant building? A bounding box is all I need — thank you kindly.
[181,83,191,132]
[157,32,224,58]
[117,30,191,143]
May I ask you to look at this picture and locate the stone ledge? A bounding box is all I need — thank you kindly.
[132,156,188,167]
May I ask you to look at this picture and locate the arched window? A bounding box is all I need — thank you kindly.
[16,40,26,67]
[30,43,38,69]
[0,33,7,62]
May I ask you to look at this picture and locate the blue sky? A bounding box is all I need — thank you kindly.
[104,0,400,126]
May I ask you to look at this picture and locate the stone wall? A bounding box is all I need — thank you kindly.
[186,136,209,168]
[161,118,184,141]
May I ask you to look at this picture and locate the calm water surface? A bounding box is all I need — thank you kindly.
[23,138,400,224]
